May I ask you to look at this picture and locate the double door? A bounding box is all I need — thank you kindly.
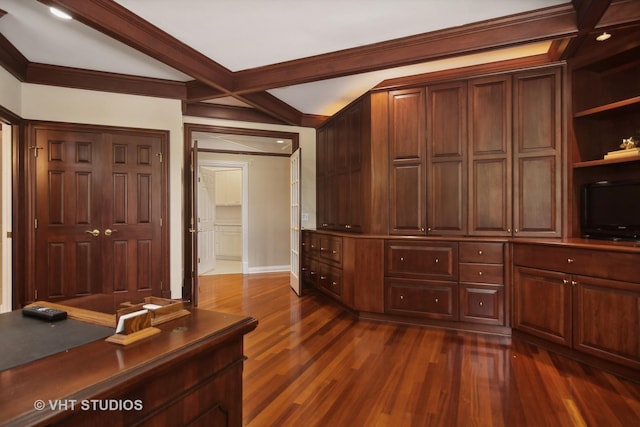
[30,124,167,304]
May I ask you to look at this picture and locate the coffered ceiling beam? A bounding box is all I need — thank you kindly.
[233,4,578,93]
[38,0,304,125]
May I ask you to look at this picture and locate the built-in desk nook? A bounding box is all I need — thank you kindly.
[0,296,258,426]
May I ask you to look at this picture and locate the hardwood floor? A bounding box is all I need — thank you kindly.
[197,273,640,427]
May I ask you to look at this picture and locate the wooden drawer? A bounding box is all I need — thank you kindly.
[459,263,504,285]
[459,284,504,325]
[513,244,640,283]
[385,278,458,321]
[318,264,342,298]
[319,235,343,265]
[459,242,504,263]
[385,241,458,280]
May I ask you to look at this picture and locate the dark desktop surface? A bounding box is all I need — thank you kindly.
[0,310,114,371]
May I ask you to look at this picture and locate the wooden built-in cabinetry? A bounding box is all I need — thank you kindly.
[309,33,640,381]
[513,241,640,378]
[303,230,508,334]
[317,64,563,238]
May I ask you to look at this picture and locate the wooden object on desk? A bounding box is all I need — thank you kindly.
[140,296,191,325]
[27,300,115,328]
[105,304,161,346]
[0,309,258,426]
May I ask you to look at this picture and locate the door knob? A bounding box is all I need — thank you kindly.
[85,229,100,237]
[104,229,118,236]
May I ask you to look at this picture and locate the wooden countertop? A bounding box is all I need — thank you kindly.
[0,308,258,426]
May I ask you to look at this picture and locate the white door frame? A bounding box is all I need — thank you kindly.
[197,160,249,274]
[1,124,12,313]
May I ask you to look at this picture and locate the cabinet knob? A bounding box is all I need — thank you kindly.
[434,298,439,303]
[400,295,404,300]
[571,280,578,286]
[332,250,337,254]
[563,279,569,285]
[507,228,511,233]
[478,271,483,276]
[400,257,404,261]
[567,258,574,263]
[435,258,439,263]
[479,301,484,307]
[332,281,337,286]
[320,275,327,280]
[478,250,483,255]
[515,228,519,233]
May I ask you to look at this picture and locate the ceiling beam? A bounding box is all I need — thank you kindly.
[233,4,578,93]
[561,0,612,58]
[38,0,305,125]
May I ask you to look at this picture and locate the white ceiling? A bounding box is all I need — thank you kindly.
[0,0,569,116]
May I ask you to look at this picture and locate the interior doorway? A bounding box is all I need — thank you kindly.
[0,123,11,313]
[197,162,248,276]
[183,124,301,306]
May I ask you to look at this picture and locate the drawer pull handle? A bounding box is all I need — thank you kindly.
[567,258,574,263]
[563,279,569,285]
[571,281,578,286]
[479,301,483,307]
[478,271,483,276]
[435,258,439,263]
[434,298,439,303]
[478,250,483,255]
[400,295,404,300]
[400,257,404,261]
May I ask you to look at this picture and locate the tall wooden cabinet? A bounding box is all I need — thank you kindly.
[427,82,468,236]
[388,88,427,235]
[468,75,512,236]
[512,67,563,237]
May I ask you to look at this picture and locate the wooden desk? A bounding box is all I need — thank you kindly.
[0,309,258,426]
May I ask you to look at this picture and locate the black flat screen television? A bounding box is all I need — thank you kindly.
[581,179,640,240]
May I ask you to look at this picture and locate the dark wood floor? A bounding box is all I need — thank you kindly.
[198,272,640,427]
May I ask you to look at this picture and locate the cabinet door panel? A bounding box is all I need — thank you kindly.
[573,275,640,369]
[427,82,467,235]
[515,155,560,235]
[460,285,504,325]
[513,266,571,346]
[428,160,465,234]
[468,75,512,236]
[389,89,426,235]
[389,89,425,159]
[390,162,425,234]
[469,158,511,235]
[512,68,562,237]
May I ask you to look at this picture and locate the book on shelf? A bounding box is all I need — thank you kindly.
[604,147,640,159]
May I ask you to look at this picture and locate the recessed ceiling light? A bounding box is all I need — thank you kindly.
[50,7,72,20]
[596,32,611,42]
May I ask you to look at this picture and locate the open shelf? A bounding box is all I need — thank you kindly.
[573,155,640,169]
[574,96,640,118]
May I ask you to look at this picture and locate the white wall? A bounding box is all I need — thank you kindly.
[0,69,317,305]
